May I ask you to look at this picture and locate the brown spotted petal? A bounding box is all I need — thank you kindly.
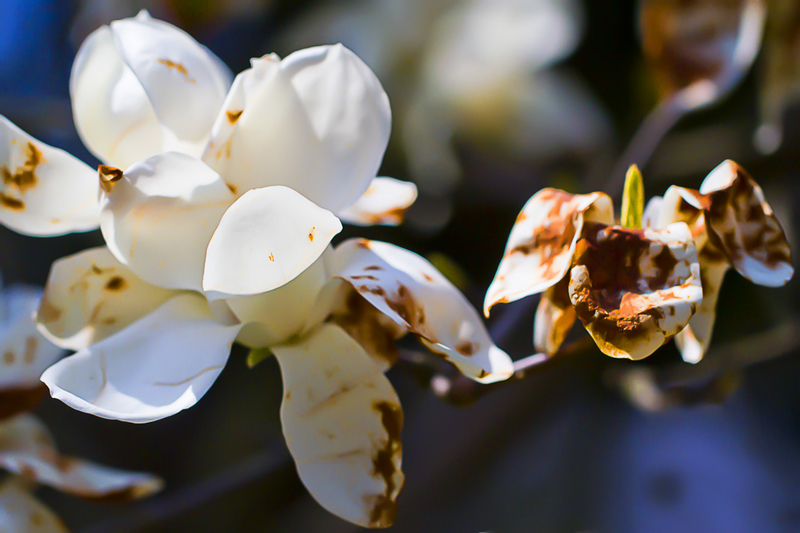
[325,283,407,373]
[533,275,576,356]
[36,246,178,352]
[0,115,100,236]
[0,414,163,500]
[337,177,418,227]
[699,160,793,287]
[568,222,702,360]
[484,188,614,315]
[273,324,404,529]
[674,254,730,363]
[332,239,513,384]
[0,480,69,532]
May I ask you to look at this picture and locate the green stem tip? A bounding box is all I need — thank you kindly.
[621,164,645,229]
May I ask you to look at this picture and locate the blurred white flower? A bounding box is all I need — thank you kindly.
[282,0,610,199]
[0,285,162,532]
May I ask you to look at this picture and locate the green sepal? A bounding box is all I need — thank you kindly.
[247,346,274,368]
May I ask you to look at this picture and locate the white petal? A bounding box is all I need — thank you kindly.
[110,12,232,149]
[0,480,68,532]
[40,294,241,423]
[202,44,391,212]
[0,116,100,236]
[642,196,663,229]
[70,25,164,168]
[484,188,614,315]
[337,177,417,226]
[203,186,342,300]
[333,239,513,383]
[36,246,178,351]
[0,287,62,391]
[273,323,403,528]
[225,253,329,348]
[0,415,162,500]
[100,152,234,291]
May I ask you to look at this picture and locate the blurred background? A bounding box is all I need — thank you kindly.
[2,0,800,531]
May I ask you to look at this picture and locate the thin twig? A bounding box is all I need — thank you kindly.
[426,337,595,405]
[79,447,292,533]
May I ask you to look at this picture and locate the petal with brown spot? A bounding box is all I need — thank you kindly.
[700,160,793,287]
[273,324,404,528]
[0,415,162,500]
[337,177,418,227]
[0,115,100,236]
[36,247,178,351]
[568,222,703,360]
[484,188,614,315]
[332,239,513,383]
[533,275,576,356]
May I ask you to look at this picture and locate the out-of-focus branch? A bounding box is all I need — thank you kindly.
[591,95,687,197]
[609,317,800,411]
[79,447,292,533]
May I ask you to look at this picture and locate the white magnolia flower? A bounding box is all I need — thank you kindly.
[484,187,704,361]
[644,160,793,363]
[0,11,417,237]
[37,219,512,527]
[0,285,162,532]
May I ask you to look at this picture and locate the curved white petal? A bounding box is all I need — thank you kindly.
[333,239,513,383]
[0,480,68,532]
[203,186,342,300]
[100,152,234,291]
[202,44,391,212]
[36,246,178,351]
[484,188,614,315]
[40,294,242,423]
[273,323,403,528]
[110,11,232,150]
[0,116,100,236]
[71,25,164,168]
[225,253,329,348]
[337,177,417,226]
[0,415,162,500]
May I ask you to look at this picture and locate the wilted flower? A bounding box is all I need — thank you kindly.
[643,160,793,363]
[0,285,162,531]
[0,11,416,237]
[485,169,704,361]
[639,0,766,111]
